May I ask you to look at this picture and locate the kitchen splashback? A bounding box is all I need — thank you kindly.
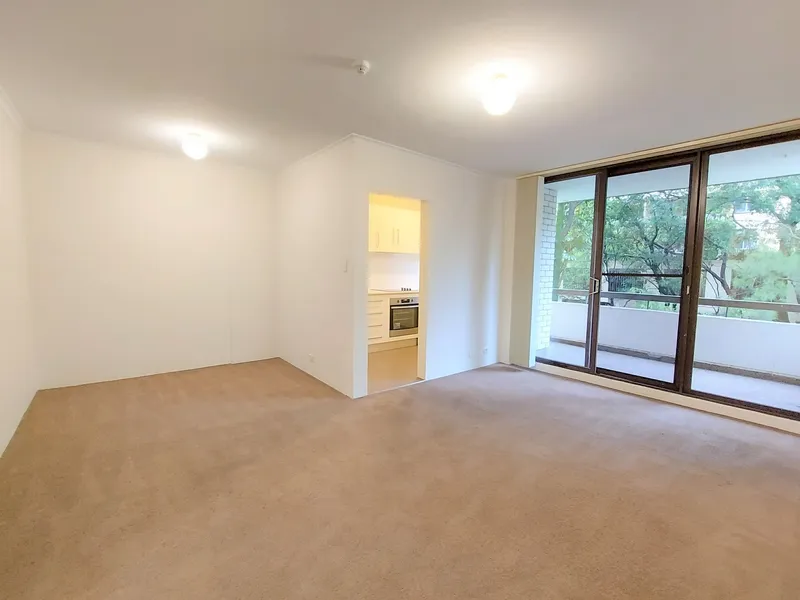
[368,252,420,291]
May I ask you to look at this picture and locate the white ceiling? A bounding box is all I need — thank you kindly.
[0,0,797,175]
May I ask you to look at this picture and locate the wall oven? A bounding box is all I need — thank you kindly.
[389,296,419,337]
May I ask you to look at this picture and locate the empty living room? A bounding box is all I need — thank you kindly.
[2,1,800,598]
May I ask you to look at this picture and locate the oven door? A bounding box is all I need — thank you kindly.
[389,304,419,337]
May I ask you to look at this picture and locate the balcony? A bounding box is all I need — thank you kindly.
[536,291,800,414]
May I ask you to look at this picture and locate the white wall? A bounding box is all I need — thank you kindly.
[496,178,517,365]
[275,137,357,396]
[507,176,543,367]
[695,314,800,377]
[352,136,510,397]
[0,95,38,454]
[596,306,680,358]
[274,135,510,399]
[25,133,275,389]
[549,302,590,343]
[367,252,420,290]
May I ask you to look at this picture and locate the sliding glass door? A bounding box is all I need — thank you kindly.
[537,131,800,419]
[537,161,695,390]
[688,139,800,414]
[595,163,692,385]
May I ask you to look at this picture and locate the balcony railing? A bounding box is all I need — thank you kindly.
[553,289,800,315]
[543,290,800,380]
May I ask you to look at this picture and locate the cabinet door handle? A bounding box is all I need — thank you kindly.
[377,232,380,248]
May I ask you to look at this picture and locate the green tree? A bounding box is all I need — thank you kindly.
[602,189,687,297]
[553,200,594,295]
[551,174,800,321]
[705,176,799,320]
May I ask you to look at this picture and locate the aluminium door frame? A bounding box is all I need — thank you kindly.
[591,155,699,392]
[539,128,800,422]
[536,170,604,375]
[585,170,607,372]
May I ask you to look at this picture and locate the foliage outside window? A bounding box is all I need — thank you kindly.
[553,175,800,323]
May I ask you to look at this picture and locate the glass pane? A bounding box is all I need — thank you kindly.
[535,175,596,367]
[597,165,690,382]
[392,308,418,329]
[692,140,800,413]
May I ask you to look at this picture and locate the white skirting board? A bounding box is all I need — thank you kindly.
[532,362,800,436]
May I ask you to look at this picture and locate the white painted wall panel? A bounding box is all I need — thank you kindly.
[274,138,356,396]
[0,97,37,454]
[352,137,511,396]
[25,133,275,388]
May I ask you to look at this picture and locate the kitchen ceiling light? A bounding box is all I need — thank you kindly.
[482,74,516,116]
[181,133,208,160]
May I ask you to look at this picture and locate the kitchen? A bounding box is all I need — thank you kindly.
[367,194,423,394]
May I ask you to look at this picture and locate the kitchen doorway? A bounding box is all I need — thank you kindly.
[365,194,427,394]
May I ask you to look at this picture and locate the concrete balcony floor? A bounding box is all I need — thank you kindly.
[536,341,800,414]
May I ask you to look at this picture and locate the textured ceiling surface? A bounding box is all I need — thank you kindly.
[0,0,797,174]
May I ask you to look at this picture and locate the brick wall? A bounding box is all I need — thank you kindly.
[535,188,558,350]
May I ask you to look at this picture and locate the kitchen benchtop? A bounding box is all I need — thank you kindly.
[368,290,419,296]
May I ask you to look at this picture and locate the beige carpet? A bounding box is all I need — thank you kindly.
[1,359,799,599]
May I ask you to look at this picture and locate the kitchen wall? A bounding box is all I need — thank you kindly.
[352,136,512,397]
[274,134,510,399]
[368,252,420,290]
[0,93,38,454]
[25,133,275,389]
[275,137,357,396]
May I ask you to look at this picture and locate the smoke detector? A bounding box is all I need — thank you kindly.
[354,60,371,75]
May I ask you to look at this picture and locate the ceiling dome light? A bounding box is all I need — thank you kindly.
[181,133,208,160]
[482,74,516,116]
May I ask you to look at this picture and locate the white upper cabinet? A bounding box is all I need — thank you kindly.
[368,202,394,252]
[368,195,421,254]
[394,205,421,254]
